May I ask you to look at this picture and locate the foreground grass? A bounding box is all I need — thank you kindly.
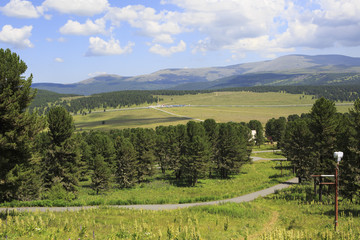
[0,161,292,207]
[255,185,360,239]
[1,185,359,239]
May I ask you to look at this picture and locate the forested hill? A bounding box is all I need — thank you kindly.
[32,54,360,95]
[30,84,360,115]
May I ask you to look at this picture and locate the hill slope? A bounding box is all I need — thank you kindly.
[32,54,360,95]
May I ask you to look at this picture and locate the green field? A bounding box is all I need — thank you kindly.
[73,91,353,130]
[2,185,359,240]
[0,160,292,207]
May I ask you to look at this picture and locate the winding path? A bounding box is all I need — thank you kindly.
[0,177,297,212]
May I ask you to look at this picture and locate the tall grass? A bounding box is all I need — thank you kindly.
[1,184,359,239]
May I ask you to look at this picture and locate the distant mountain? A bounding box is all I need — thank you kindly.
[32,54,360,95]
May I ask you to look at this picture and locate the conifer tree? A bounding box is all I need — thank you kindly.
[309,97,338,174]
[43,106,80,192]
[203,119,218,177]
[181,121,210,186]
[216,123,248,179]
[0,48,44,201]
[341,99,360,199]
[114,135,137,188]
[281,118,316,180]
[132,128,156,182]
[91,154,112,194]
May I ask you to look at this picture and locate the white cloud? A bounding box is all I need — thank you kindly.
[0,0,42,18]
[60,19,107,36]
[105,5,183,43]
[274,0,360,49]
[42,0,109,16]
[149,40,186,56]
[54,57,64,62]
[86,37,134,56]
[0,25,33,48]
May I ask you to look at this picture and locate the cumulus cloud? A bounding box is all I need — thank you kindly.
[60,19,107,35]
[0,0,42,18]
[275,0,360,50]
[0,25,33,48]
[149,40,186,56]
[86,37,134,56]
[54,57,64,62]
[105,5,182,43]
[42,0,109,16]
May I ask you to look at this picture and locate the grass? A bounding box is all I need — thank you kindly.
[72,91,353,130]
[0,203,270,239]
[157,91,316,106]
[0,160,293,207]
[73,108,190,131]
[252,143,277,151]
[2,184,359,239]
[251,151,285,159]
[255,185,360,239]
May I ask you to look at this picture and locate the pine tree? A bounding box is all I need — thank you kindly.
[132,128,156,182]
[91,154,112,194]
[216,123,248,179]
[281,118,316,180]
[181,121,210,186]
[47,106,74,146]
[114,136,137,188]
[341,99,360,200]
[43,106,80,192]
[155,126,171,174]
[309,97,338,174]
[203,119,218,177]
[86,131,116,169]
[0,48,45,201]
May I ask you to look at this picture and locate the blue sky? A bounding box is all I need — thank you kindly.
[1,0,360,84]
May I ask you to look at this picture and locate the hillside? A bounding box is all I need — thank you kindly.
[32,54,360,95]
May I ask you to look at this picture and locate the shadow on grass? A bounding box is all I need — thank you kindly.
[323,208,360,217]
[76,116,190,129]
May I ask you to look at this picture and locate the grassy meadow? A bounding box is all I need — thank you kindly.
[0,160,292,207]
[72,91,353,131]
[2,185,359,240]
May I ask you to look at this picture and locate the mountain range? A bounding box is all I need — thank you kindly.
[32,54,360,95]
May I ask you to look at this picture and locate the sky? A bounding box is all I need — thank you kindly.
[1,0,360,84]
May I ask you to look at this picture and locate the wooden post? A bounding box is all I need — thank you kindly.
[314,177,317,195]
[319,176,323,202]
[335,164,339,231]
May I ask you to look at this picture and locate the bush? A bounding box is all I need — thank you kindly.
[43,183,76,201]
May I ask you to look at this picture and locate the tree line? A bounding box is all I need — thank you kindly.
[30,84,360,116]
[264,98,360,200]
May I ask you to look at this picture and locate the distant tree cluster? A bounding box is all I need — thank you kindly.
[223,85,360,102]
[29,90,161,115]
[277,97,360,200]
[28,90,79,115]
